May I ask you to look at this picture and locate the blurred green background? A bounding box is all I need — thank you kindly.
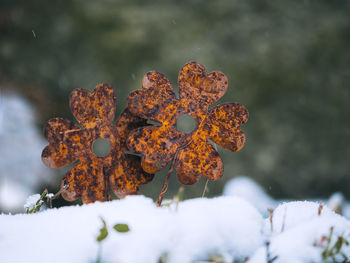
[1,0,350,204]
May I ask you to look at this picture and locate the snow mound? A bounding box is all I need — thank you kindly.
[344,202,350,220]
[223,176,277,216]
[267,201,336,234]
[1,195,349,263]
[327,192,346,215]
[249,201,350,263]
[0,196,264,263]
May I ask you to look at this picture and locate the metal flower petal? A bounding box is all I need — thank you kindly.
[42,84,153,204]
[127,71,178,123]
[69,84,116,129]
[109,154,154,199]
[178,61,228,109]
[126,62,249,191]
[61,157,106,203]
[42,118,88,168]
[115,108,150,151]
[127,126,185,174]
[208,102,249,152]
[176,138,223,185]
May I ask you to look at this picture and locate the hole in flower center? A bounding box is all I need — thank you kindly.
[92,138,111,157]
[176,114,196,134]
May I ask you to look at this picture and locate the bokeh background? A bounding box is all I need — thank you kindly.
[1,0,349,212]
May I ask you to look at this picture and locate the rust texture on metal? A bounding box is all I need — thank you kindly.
[42,84,154,204]
[127,62,249,186]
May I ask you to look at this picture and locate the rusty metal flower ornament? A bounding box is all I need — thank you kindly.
[41,84,153,204]
[127,62,249,204]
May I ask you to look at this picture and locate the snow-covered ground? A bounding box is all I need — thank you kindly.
[250,201,350,263]
[223,176,277,216]
[224,176,350,220]
[0,196,262,263]
[0,192,349,263]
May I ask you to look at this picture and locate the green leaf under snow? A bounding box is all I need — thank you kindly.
[97,218,108,242]
[334,237,343,253]
[113,223,130,233]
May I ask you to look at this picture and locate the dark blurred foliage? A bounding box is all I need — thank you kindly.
[1,0,350,201]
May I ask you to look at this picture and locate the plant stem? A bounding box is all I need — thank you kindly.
[201,179,209,198]
[104,168,111,201]
[52,184,68,200]
[156,136,193,207]
[96,244,102,263]
[157,156,177,207]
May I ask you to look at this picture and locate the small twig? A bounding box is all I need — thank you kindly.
[45,184,69,208]
[174,186,184,211]
[96,244,102,263]
[157,117,209,207]
[318,203,324,216]
[281,206,287,233]
[48,194,53,209]
[52,184,68,200]
[201,179,209,198]
[157,136,193,207]
[324,226,334,261]
[32,29,37,39]
[265,241,278,263]
[267,208,274,233]
[103,166,111,201]
[157,154,178,207]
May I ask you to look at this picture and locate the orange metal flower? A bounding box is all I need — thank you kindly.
[127,62,248,193]
[41,84,153,204]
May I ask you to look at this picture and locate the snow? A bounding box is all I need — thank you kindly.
[344,202,350,220]
[0,196,264,263]
[248,201,350,263]
[1,177,349,262]
[46,193,54,199]
[327,192,346,215]
[166,197,263,262]
[223,176,277,216]
[0,92,52,211]
[23,194,42,210]
[224,176,350,219]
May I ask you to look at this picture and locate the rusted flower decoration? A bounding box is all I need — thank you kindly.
[127,62,248,204]
[41,84,153,204]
